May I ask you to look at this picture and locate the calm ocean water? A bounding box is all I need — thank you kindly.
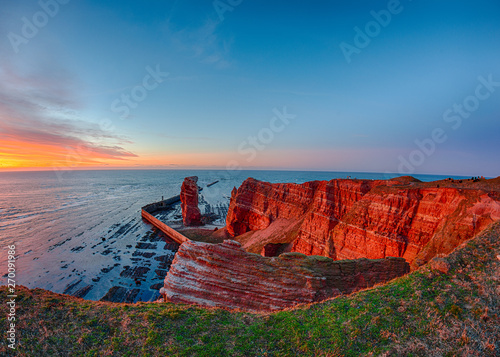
[0,169,465,301]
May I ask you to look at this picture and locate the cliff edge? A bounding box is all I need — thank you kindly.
[163,239,409,312]
[225,176,500,269]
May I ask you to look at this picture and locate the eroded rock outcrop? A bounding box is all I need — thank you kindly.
[180,176,202,226]
[226,177,500,269]
[163,240,409,312]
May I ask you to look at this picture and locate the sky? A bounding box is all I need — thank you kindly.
[0,0,499,176]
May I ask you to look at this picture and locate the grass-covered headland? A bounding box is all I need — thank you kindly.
[1,222,499,356]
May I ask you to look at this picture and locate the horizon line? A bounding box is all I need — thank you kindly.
[0,166,495,179]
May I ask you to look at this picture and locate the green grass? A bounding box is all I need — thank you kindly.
[1,223,499,356]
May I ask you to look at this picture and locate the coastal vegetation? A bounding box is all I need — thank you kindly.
[1,222,498,356]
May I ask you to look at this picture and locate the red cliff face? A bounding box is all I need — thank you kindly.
[163,240,409,312]
[226,177,500,269]
[180,176,202,226]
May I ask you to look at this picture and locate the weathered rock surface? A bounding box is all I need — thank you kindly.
[226,177,500,269]
[163,240,409,312]
[180,176,202,226]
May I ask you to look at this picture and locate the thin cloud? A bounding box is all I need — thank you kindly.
[0,58,137,167]
[162,18,233,68]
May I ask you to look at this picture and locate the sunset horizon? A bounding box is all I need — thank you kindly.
[1,1,499,177]
[1,1,499,355]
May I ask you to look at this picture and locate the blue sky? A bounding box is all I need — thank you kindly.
[0,0,499,176]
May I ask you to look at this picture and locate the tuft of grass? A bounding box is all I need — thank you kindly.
[1,222,499,356]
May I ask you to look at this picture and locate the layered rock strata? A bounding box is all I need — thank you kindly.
[226,177,500,268]
[163,240,409,312]
[180,176,202,226]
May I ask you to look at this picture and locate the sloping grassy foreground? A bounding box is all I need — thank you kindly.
[1,223,499,357]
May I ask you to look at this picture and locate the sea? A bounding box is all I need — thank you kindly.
[0,169,468,302]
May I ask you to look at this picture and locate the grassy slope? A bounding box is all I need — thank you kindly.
[1,223,499,357]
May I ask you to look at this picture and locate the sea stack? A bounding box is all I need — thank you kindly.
[180,176,203,226]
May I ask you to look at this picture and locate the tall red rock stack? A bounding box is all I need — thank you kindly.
[180,176,202,226]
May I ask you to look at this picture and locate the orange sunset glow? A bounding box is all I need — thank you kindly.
[0,138,136,169]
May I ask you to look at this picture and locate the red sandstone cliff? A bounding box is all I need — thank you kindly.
[226,177,500,269]
[163,240,409,312]
[180,176,202,226]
